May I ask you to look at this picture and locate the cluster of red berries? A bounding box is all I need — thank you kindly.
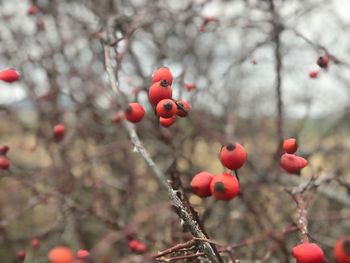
[0,145,10,170]
[113,67,190,126]
[0,68,20,83]
[148,67,191,127]
[190,143,247,201]
[280,138,308,174]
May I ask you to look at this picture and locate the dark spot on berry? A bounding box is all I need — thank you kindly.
[160,79,169,87]
[125,105,132,113]
[343,240,350,255]
[214,182,225,193]
[226,143,236,151]
[163,102,173,110]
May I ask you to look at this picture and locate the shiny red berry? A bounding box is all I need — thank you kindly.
[124,103,145,123]
[152,67,173,85]
[0,68,21,83]
[53,124,65,140]
[219,143,247,170]
[190,172,214,198]
[280,153,308,174]
[148,80,172,106]
[159,116,176,127]
[48,246,74,263]
[283,138,298,154]
[0,156,10,170]
[156,99,176,118]
[317,55,329,68]
[176,99,191,117]
[334,238,350,263]
[210,173,240,201]
[293,243,324,263]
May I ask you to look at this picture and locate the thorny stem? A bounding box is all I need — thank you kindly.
[292,193,309,243]
[103,45,223,263]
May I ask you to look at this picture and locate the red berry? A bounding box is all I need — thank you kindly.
[184,83,196,91]
[0,68,21,83]
[159,116,176,127]
[156,99,177,118]
[16,250,26,261]
[280,153,308,174]
[334,238,350,263]
[128,240,147,254]
[152,67,173,85]
[219,143,247,170]
[30,238,41,249]
[124,103,145,123]
[210,173,240,201]
[148,80,172,106]
[190,172,214,198]
[317,55,329,68]
[48,246,74,263]
[292,243,324,263]
[0,145,9,155]
[176,99,191,117]
[309,70,318,79]
[283,138,298,154]
[0,156,10,170]
[53,124,65,140]
[112,112,123,124]
[76,249,89,259]
[27,5,41,15]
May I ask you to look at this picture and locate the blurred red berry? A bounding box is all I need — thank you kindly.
[0,68,21,83]
[159,116,176,127]
[30,238,41,249]
[27,5,41,15]
[76,249,89,259]
[16,250,26,261]
[219,143,247,170]
[280,153,308,174]
[309,70,318,79]
[124,103,145,123]
[0,145,9,155]
[283,138,298,154]
[292,242,324,263]
[53,124,65,140]
[334,238,350,263]
[0,156,10,170]
[210,173,240,201]
[156,99,177,118]
[112,112,124,124]
[48,246,74,263]
[176,99,191,117]
[184,83,196,91]
[317,55,329,68]
[128,239,147,254]
[148,80,172,106]
[152,67,173,85]
[191,172,214,198]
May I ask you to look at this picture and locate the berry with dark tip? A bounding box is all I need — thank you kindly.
[156,99,176,118]
[210,173,240,201]
[219,143,247,170]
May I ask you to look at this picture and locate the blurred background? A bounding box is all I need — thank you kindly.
[0,0,349,262]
